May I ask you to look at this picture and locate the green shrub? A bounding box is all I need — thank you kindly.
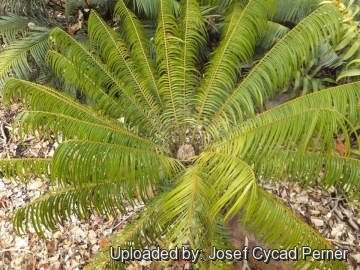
[1,0,360,269]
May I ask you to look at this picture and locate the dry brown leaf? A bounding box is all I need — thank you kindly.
[66,22,81,36]
[66,9,84,36]
[52,231,62,239]
[91,215,100,230]
[115,224,123,232]
[46,238,59,256]
[177,257,188,268]
[336,140,346,156]
[0,196,8,210]
[38,263,50,269]
[294,209,308,223]
[311,217,324,227]
[98,238,108,249]
[88,230,97,245]
[28,180,44,190]
[206,18,216,31]
[295,193,309,204]
[51,262,61,270]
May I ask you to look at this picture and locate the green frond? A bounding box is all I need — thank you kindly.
[85,196,165,270]
[12,181,131,238]
[49,28,126,107]
[0,31,50,88]
[51,140,183,189]
[178,0,207,116]
[0,0,47,17]
[0,15,29,43]
[194,0,275,134]
[49,27,164,137]
[114,0,162,107]
[196,151,257,219]
[155,0,185,134]
[160,167,217,247]
[88,168,231,270]
[88,11,161,116]
[243,188,347,269]
[257,21,290,50]
[121,0,181,19]
[206,218,235,270]
[4,78,170,155]
[0,158,51,182]
[215,109,351,159]
[207,4,342,134]
[122,0,160,18]
[232,81,360,134]
[46,50,122,119]
[272,0,319,23]
[3,78,121,129]
[16,111,165,152]
[254,150,360,194]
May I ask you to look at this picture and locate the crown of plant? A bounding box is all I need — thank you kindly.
[1,0,360,269]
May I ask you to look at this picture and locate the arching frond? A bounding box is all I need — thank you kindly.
[243,188,347,269]
[230,81,360,137]
[272,0,319,23]
[178,0,207,117]
[215,109,351,159]
[146,167,232,269]
[207,4,342,134]
[155,0,185,134]
[160,167,216,245]
[0,0,47,17]
[0,31,50,88]
[88,11,161,117]
[3,78,169,154]
[0,15,29,43]
[12,181,134,237]
[46,50,122,119]
[51,140,183,189]
[0,158,51,182]
[85,196,166,270]
[114,0,162,107]
[49,27,165,137]
[196,151,257,219]
[193,0,275,135]
[257,21,290,50]
[3,78,120,129]
[254,151,360,194]
[16,111,165,152]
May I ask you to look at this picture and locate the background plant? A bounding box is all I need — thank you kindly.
[0,0,360,270]
[0,0,117,92]
[1,0,360,93]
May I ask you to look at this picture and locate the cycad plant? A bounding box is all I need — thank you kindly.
[1,0,360,269]
[0,0,117,89]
